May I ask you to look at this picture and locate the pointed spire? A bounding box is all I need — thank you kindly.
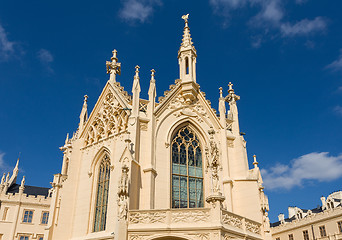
[79,95,88,130]
[219,87,223,99]
[148,69,156,96]
[13,157,19,173]
[219,87,226,126]
[178,14,197,83]
[5,172,9,183]
[132,65,141,117]
[180,14,194,49]
[65,133,69,145]
[1,173,5,184]
[106,49,121,83]
[253,155,259,168]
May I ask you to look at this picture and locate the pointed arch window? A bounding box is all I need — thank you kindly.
[171,125,203,208]
[93,154,110,232]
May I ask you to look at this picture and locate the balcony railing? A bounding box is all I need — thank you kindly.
[128,208,261,235]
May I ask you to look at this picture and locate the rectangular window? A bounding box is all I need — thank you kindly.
[303,230,309,240]
[41,212,49,225]
[19,236,29,240]
[319,226,327,237]
[338,221,342,233]
[22,210,33,223]
[289,234,294,240]
[276,238,280,240]
[2,207,8,220]
[37,235,44,240]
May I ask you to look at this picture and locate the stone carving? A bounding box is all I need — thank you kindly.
[118,195,128,220]
[205,128,221,194]
[246,219,261,234]
[118,165,129,220]
[263,212,271,233]
[129,235,149,240]
[171,209,210,223]
[85,91,128,146]
[129,211,167,224]
[188,233,210,240]
[221,211,243,229]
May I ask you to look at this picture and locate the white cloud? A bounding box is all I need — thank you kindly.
[0,23,15,61]
[326,49,342,73]
[119,0,161,23]
[280,17,327,37]
[261,152,342,190]
[295,0,308,4]
[37,49,54,73]
[252,0,284,26]
[333,106,342,116]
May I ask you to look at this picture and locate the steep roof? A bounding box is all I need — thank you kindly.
[7,183,50,198]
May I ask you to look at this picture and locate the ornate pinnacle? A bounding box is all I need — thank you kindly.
[106,49,121,82]
[83,95,88,103]
[228,82,234,93]
[180,14,195,51]
[253,155,259,168]
[225,81,240,103]
[111,49,118,61]
[219,87,223,98]
[150,69,156,82]
[135,65,140,78]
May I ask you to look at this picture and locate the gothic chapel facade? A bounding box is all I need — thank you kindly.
[46,15,271,240]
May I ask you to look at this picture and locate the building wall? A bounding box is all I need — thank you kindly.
[272,207,342,240]
[0,192,50,240]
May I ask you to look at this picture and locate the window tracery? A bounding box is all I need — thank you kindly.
[93,154,111,232]
[171,125,203,208]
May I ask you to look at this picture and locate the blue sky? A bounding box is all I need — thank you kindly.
[0,0,342,222]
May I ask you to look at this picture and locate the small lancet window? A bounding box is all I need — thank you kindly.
[171,125,203,208]
[185,57,189,75]
[93,154,111,232]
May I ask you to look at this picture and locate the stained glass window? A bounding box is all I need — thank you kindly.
[93,154,110,232]
[172,125,203,208]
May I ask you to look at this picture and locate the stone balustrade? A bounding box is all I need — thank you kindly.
[128,208,262,236]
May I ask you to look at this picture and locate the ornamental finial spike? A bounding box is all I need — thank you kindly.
[228,82,234,92]
[219,87,223,98]
[84,95,88,103]
[182,14,189,25]
[135,65,140,76]
[112,49,118,60]
[151,69,155,81]
[253,155,259,168]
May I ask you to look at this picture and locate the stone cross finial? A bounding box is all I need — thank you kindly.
[228,82,234,92]
[106,49,121,82]
[112,49,117,60]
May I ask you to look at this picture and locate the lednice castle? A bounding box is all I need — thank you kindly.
[0,14,341,240]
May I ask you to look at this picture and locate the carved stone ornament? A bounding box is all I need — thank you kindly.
[117,195,128,220]
[85,91,128,146]
[118,165,130,220]
[221,211,243,229]
[171,209,210,223]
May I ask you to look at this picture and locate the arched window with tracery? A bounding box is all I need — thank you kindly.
[171,125,203,208]
[93,154,110,232]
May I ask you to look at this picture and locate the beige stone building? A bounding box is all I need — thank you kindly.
[271,192,342,240]
[0,14,273,240]
[44,14,271,240]
[0,159,51,240]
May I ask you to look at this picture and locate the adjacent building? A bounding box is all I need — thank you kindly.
[0,160,51,240]
[271,192,342,240]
